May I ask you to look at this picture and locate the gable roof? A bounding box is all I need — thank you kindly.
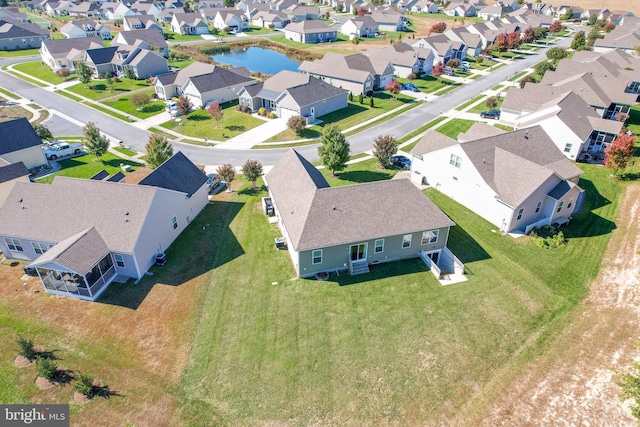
[138,151,207,197]
[114,28,168,49]
[0,162,30,184]
[283,75,348,105]
[411,129,457,157]
[284,20,334,34]
[85,46,118,65]
[458,121,506,142]
[41,36,104,56]
[0,19,49,39]
[155,61,216,86]
[266,149,454,251]
[186,66,254,93]
[0,118,44,156]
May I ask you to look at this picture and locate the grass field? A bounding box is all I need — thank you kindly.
[67,79,151,101]
[36,152,143,184]
[12,61,74,85]
[160,104,264,140]
[0,48,40,58]
[436,118,477,139]
[102,90,165,119]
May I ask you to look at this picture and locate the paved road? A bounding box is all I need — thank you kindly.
[0,35,571,166]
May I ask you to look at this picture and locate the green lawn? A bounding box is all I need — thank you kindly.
[319,158,402,185]
[36,152,143,184]
[399,75,460,94]
[168,57,195,69]
[165,30,209,42]
[436,118,476,139]
[102,89,165,119]
[12,61,74,85]
[113,146,138,157]
[0,48,40,58]
[67,79,151,100]
[0,87,18,100]
[469,96,505,114]
[400,116,448,152]
[160,104,264,140]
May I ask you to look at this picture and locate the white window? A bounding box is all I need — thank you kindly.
[449,154,461,168]
[312,249,322,265]
[517,208,524,221]
[114,254,125,268]
[5,238,23,252]
[402,234,412,249]
[374,239,384,253]
[421,230,439,245]
[172,216,178,229]
[564,143,572,153]
[535,201,542,213]
[31,242,50,255]
[557,201,564,212]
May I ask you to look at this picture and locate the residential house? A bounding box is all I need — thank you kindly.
[409,125,584,234]
[477,5,512,20]
[197,0,225,9]
[580,8,606,22]
[238,70,348,121]
[0,19,50,51]
[157,7,185,24]
[444,2,476,17]
[299,51,394,93]
[412,34,461,65]
[366,43,434,77]
[210,8,249,31]
[592,24,640,53]
[0,162,30,207]
[283,20,337,44]
[251,10,289,29]
[339,15,379,39]
[44,1,71,17]
[123,14,163,35]
[100,1,135,20]
[264,149,458,278]
[129,1,162,19]
[154,61,217,100]
[60,19,112,40]
[68,2,102,18]
[171,12,210,34]
[444,26,482,57]
[410,0,439,14]
[371,7,404,31]
[112,28,169,57]
[529,2,554,16]
[110,47,169,79]
[0,7,30,22]
[40,36,104,72]
[554,5,582,20]
[0,152,209,301]
[284,4,321,22]
[466,22,500,48]
[181,66,254,107]
[0,118,48,170]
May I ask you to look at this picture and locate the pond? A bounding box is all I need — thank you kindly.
[212,47,300,75]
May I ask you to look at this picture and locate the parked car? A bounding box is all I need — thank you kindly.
[392,155,411,170]
[43,141,83,160]
[402,83,419,92]
[206,173,220,193]
[444,67,455,76]
[480,109,501,119]
[460,61,470,69]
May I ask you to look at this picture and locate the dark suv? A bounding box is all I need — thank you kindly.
[480,109,501,119]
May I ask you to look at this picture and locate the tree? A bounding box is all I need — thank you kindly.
[546,47,568,61]
[176,95,192,116]
[357,7,367,16]
[476,55,484,65]
[242,159,263,188]
[446,58,460,69]
[76,61,92,86]
[287,115,307,135]
[429,22,446,35]
[522,27,535,43]
[130,93,151,109]
[549,21,564,33]
[32,123,53,141]
[82,122,109,160]
[36,357,57,381]
[587,28,601,46]
[570,30,588,51]
[125,67,136,80]
[519,75,536,88]
[16,336,36,360]
[206,102,224,128]
[533,26,548,40]
[73,373,95,397]
[104,71,113,88]
[372,134,398,169]
[560,8,572,20]
[604,132,636,176]
[216,163,236,192]
[432,61,445,77]
[0,0,8,7]
[55,68,70,79]
[223,0,234,6]
[318,123,349,175]
[369,96,374,107]
[494,33,508,52]
[358,93,364,104]
[507,31,521,50]
[145,134,173,169]
[485,96,499,109]
[385,79,402,99]
[533,60,553,77]
[603,22,616,32]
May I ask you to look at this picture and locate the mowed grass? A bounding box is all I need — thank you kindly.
[160,105,265,140]
[436,118,477,139]
[12,61,74,85]
[36,152,143,184]
[67,79,151,100]
[0,158,626,425]
[102,89,165,119]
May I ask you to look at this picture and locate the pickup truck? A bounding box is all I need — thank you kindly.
[43,142,83,160]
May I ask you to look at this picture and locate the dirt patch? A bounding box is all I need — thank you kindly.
[72,392,90,405]
[479,184,640,426]
[13,355,32,367]
[35,376,55,390]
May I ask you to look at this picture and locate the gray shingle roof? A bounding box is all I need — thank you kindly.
[284,20,333,34]
[0,162,29,184]
[410,129,457,157]
[266,149,454,251]
[85,46,117,65]
[187,66,254,93]
[29,226,110,274]
[138,151,207,197]
[458,122,506,142]
[0,177,156,253]
[0,19,49,39]
[41,36,104,55]
[0,118,43,156]
[284,76,348,106]
[115,28,168,49]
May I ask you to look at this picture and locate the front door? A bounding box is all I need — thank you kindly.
[350,243,367,261]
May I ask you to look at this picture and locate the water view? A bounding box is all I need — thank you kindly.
[212,47,300,74]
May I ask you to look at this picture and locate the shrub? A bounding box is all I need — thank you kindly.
[55,68,70,78]
[73,373,95,396]
[36,357,57,380]
[287,115,306,135]
[16,336,36,360]
[485,96,499,109]
[269,112,277,119]
[258,107,266,116]
[530,226,566,249]
[236,104,251,113]
[407,73,416,81]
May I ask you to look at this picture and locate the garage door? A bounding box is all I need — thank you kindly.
[279,107,299,120]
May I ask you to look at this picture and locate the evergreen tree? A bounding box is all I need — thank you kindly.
[76,61,92,86]
[145,134,174,169]
[318,123,350,175]
[82,122,109,160]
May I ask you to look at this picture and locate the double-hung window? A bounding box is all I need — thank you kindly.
[312,249,322,265]
[374,239,384,253]
[31,242,50,255]
[421,230,438,245]
[402,234,412,249]
[5,238,23,252]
